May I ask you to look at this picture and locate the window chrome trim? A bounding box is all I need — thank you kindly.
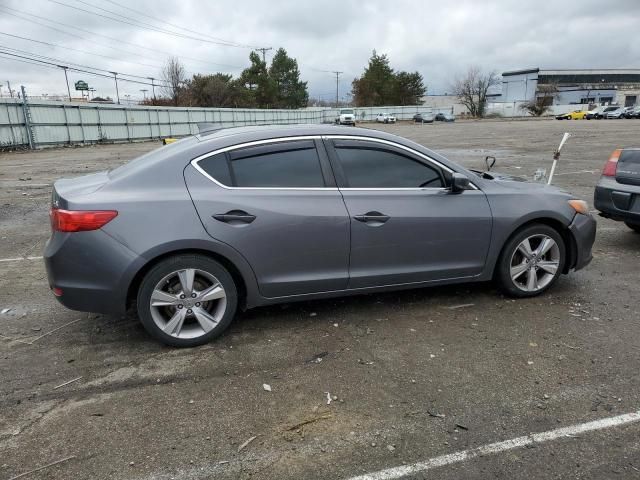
[324,135,478,191]
[190,135,337,191]
[190,134,478,191]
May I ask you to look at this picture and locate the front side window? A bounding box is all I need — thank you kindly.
[334,144,445,189]
[198,140,325,188]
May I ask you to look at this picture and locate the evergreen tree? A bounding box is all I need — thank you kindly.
[352,51,426,106]
[269,48,309,108]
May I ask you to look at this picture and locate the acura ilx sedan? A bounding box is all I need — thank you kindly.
[45,125,596,347]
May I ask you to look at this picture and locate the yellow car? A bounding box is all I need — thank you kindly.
[555,110,587,120]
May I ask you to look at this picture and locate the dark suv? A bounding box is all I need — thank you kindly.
[594,148,640,232]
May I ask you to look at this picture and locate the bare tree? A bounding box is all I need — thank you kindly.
[451,66,499,118]
[519,83,558,116]
[161,57,187,106]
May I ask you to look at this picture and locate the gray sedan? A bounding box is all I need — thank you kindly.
[45,125,596,347]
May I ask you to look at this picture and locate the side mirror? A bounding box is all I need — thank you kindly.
[450,172,472,193]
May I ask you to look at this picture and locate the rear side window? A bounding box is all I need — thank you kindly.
[197,140,325,188]
[198,153,232,186]
[334,145,445,188]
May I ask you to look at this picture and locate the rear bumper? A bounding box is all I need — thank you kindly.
[594,177,640,223]
[44,229,142,315]
[568,213,596,271]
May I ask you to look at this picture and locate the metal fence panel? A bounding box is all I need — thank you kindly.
[0,99,460,149]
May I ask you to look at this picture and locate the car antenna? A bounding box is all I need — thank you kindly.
[484,155,496,172]
[547,132,571,185]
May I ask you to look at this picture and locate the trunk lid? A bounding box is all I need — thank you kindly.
[51,171,110,209]
[616,149,640,186]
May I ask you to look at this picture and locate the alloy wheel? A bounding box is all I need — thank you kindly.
[509,234,561,292]
[149,268,227,339]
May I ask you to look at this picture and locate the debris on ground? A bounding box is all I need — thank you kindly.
[237,435,258,453]
[306,351,328,364]
[263,384,272,392]
[8,455,76,480]
[446,303,475,310]
[455,423,469,430]
[427,411,445,418]
[285,414,332,432]
[386,444,396,452]
[1,308,11,314]
[53,376,82,390]
[325,392,332,405]
[309,312,317,317]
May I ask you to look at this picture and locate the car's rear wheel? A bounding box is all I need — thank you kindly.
[625,221,640,233]
[137,254,237,347]
[496,224,566,297]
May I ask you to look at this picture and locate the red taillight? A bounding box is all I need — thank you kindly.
[52,287,63,297]
[50,208,118,232]
[602,149,622,177]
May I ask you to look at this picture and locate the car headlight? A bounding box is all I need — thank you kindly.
[568,199,589,215]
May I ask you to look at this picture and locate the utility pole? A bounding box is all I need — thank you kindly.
[147,77,156,104]
[110,71,120,104]
[7,80,13,98]
[332,71,343,107]
[58,65,71,101]
[140,89,148,100]
[256,47,273,63]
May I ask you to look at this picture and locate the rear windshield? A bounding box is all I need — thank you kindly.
[108,136,199,179]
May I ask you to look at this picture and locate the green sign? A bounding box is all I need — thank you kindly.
[75,80,89,91]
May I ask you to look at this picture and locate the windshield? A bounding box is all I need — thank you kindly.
[340,109,354,114]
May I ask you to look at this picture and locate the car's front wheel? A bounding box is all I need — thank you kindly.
[496,224,566,297]
[137,254,237,347]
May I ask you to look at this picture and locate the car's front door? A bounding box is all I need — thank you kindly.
[324,138,493,289]
[186,138,350,298]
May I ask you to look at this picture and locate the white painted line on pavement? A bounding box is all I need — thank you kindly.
[346,410,640,480]
[0,256,43,263]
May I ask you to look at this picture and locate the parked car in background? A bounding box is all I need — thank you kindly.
[584,107,601,120]
[335,108,356,126]
[592,106,620,119]
[595,148,640,232]
[555,110,587,120]
[413,113,435,123]
[622,106,636,118]
[631,106,640,118]
[435,112,455,122]
[45,125,595,347]
[376,113,397,124]
[606,108,626,119]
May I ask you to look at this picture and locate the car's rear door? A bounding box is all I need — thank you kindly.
[185,138,350,297]
[324,137,492,289]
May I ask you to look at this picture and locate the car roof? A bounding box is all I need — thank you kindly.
[194,124,412,150]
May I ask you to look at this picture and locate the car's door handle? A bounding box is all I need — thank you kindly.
[353,212,390,224]
[213,211,256,224]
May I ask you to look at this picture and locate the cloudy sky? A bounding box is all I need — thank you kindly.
[1,0,639,102]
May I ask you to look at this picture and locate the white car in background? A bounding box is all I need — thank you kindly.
[376,113,397,124]
[335,108,356,126]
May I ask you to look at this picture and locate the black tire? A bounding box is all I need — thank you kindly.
[137,254,238,347]
[625,221,640,233]
[496,224,566,298]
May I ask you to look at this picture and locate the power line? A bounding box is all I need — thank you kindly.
[0,31,165,71]
[255,47,273,63]
[0,48,169,87]
[332,71,343,107]
[48,0,257,49]
[0,45,170,84]
[0,5,244,70]
[101,0,256,48]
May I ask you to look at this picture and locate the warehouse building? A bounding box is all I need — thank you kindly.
[496,68,640,107]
